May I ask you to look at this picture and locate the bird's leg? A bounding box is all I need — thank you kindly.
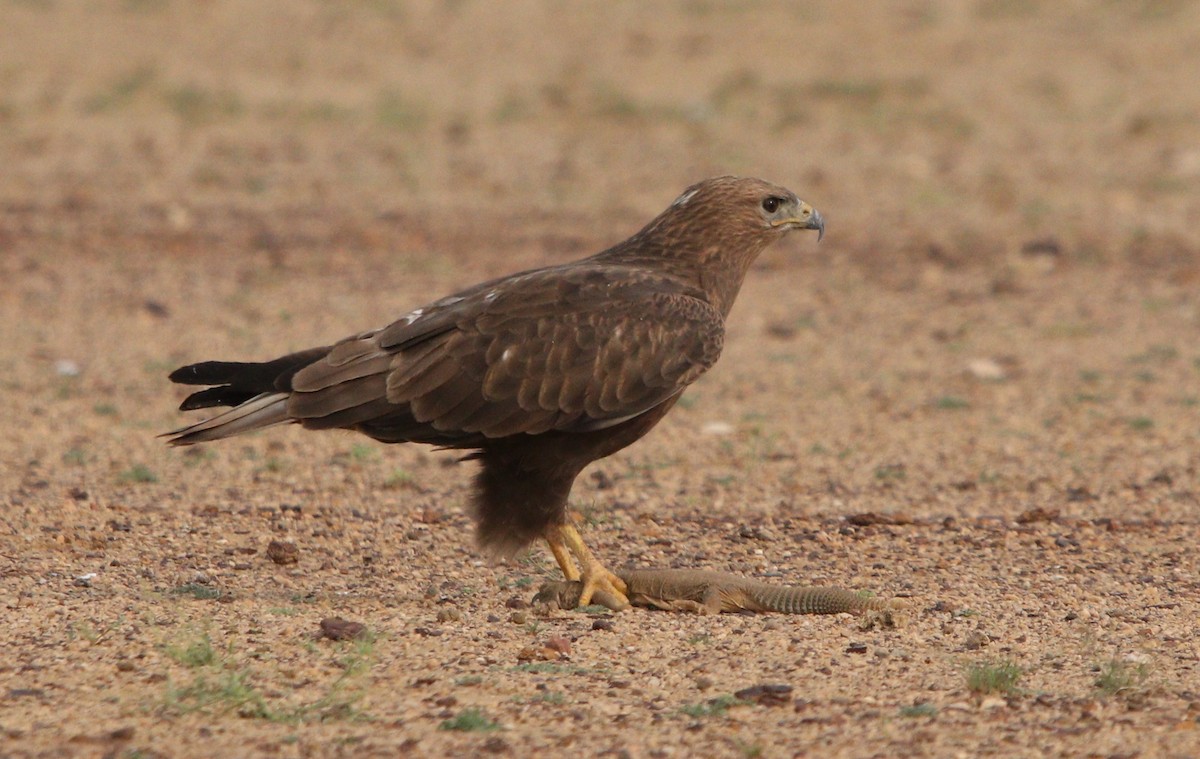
[556,523,629,609]
[543,528,581,581]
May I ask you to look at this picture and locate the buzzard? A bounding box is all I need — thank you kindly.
[165,177,823,607]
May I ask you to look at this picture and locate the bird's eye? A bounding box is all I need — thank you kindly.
[761,197,782,213]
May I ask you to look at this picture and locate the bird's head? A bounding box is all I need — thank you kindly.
[607,176,824,313]
[659,176,824,247]
[620,176,823,314]
[760,190,824,242]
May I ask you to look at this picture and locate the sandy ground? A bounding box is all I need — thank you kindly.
[2,1,1200,757]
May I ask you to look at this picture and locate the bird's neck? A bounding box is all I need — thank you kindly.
[598,225,771,317]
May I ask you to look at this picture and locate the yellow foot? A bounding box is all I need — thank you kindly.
[544,527,581,581]
[575,559,629,610]
[542,523,629,610]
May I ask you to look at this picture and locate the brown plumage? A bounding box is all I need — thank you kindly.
[165,176,823,606]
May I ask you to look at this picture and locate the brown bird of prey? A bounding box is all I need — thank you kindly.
[164,176,823,607]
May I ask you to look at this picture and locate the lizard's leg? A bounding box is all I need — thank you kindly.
[632,596,711,614]
[555,523,629,608]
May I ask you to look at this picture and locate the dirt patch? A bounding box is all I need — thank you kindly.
[2,2,1199,757]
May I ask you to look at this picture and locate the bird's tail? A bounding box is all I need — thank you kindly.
[162,347,329,445]
[162,391,291,445]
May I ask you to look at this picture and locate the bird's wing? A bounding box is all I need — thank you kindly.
[285,264,724,439]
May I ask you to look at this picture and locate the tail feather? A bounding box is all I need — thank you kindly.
[162,392,291,445]
[178,386,261,411]
[169,347,330,390]
[167,346,330,417]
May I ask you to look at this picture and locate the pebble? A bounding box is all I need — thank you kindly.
[319,617,367,641]
[701,421,734,436]
[55,359,80,377]
[966,358,1007,381]
[734,684,793,706]
[963,631,990,650]
[266,540,299,565]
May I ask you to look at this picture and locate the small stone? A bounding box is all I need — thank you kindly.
[544,636,571,655]
[966,358,1007,381]
[266,540,299,565]
[846,512,913,526]
[508,611,527,625]
[436,608,462,623]
[319,617,367,641]
[142,300,169,318]
[1020,238,1061,257]
[592,619,615,632]
[694,676,714,690]
[516,645,550,662]
[734,683,793,706]
[846,642,868,654]
[765,320,798,339]
[55,359,80,377]
[8,688,45,699]
[481,736,509,753]
[116,660,136,673]
[963,631,989,650]
[1016,507,1059,524]
[701,421,734,436]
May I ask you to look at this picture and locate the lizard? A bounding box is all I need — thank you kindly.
[532,567,907,616]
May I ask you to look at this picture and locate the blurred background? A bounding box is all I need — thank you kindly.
[2,0,1198,518]
[3,0,1198,260]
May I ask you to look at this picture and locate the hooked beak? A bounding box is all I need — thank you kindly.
[771,203,825,241]
[806,208,825,241]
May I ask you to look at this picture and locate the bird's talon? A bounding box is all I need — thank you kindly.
[577,564,630,610]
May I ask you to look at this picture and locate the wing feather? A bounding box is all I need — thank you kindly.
[288,374,387,420]
[197,265,723,446]
[290,347,391,392]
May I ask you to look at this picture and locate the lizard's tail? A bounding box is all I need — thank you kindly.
[752,585,905,615]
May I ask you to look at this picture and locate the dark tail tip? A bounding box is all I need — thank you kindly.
[178,386,260,411]
[169,361,249,385]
